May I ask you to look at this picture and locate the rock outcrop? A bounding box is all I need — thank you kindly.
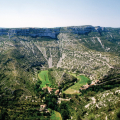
[69,26,106,35]
[0,29,8,35]
[14,28,60,39]
[0,28,60,39]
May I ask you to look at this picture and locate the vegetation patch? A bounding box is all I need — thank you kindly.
[80,66,120,95]
[38,70,51,88]
[50,110,62,120]
[64,75,90,94]
[63,88,79,94]
[48,69,58,88]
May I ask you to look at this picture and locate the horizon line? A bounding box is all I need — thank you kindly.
[0,25,120,29]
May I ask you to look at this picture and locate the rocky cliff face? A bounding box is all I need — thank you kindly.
[0,28,60,39]
[68,26,106,35]
[0,29,8,35]
[0,26,107,39]
[14,28,60,39]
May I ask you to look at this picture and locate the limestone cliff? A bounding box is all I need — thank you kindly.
[0,26,107,39]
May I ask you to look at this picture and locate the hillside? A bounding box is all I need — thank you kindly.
[0,26,120,119]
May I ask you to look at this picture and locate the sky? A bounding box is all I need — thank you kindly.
[0,0,120,28]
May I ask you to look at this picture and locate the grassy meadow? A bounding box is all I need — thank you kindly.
[38,70,51,88]
[64,75,89,94]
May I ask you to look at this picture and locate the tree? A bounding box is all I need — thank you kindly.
[60,109,70,120]
[88,113,95,120]
[87,79,91,85]
[0,108,10,120]
[76,114,82,120]
[34,80,42,92]
[114,108,120,120]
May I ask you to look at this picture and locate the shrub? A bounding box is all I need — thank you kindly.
[76,114,82,120]
[114,108,120,120]
[88,113,95,120]
[87,79,91,85]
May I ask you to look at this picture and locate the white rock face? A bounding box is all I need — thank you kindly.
[57,53,66,68]
[48,57,52,68]
[97,37,104,49]
[85,97,96,108]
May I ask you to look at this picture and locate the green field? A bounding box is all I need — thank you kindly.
[64,75,90,94]
[38,70,51,88]
[38,70,90,94]
[50,110,62,120]
[70,75,90,90]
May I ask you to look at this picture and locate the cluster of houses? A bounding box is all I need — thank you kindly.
[80,80,100,90]
[40,87,61,112]
[42,86,60,95]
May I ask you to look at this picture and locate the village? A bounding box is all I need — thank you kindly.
[38,79,100,112]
